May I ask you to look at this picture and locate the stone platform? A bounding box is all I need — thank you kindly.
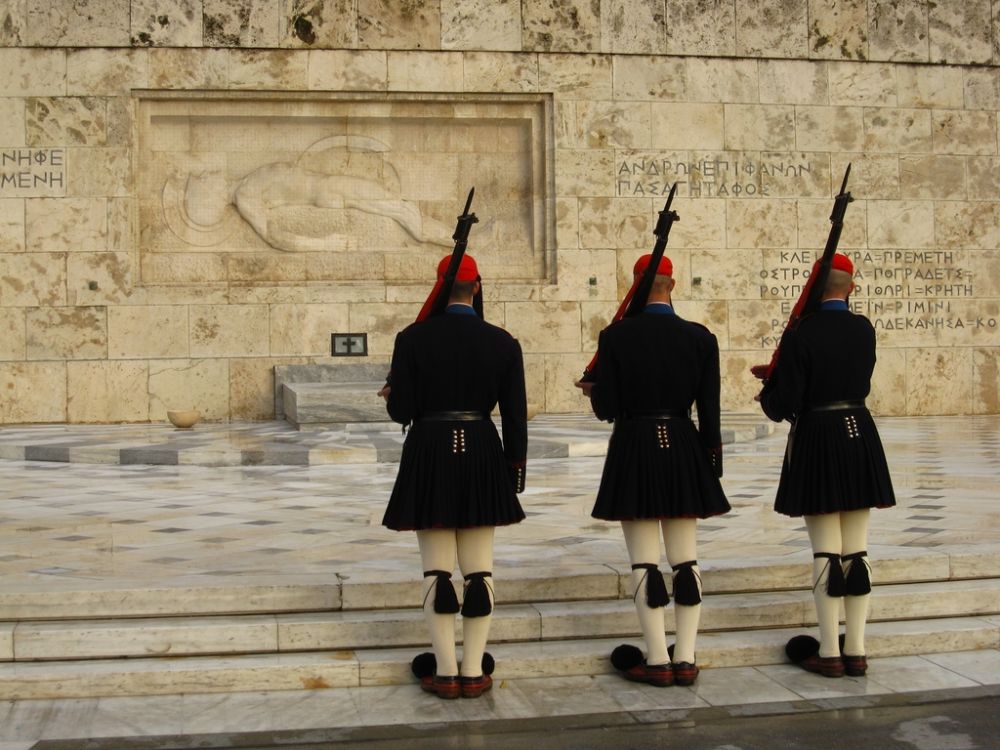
[2,415,999,747]
[0,413,773,466]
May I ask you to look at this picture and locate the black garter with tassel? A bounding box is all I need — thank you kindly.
[671,560,702,605]
[461,572,493,617]
[423,569,460,614]
[631,563,669,607]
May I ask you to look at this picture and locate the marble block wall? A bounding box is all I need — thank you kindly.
[1,0,999,423]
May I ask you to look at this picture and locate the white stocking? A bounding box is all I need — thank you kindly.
[805,513,843,659]
[841,509,872,657]
[663,518,700,664]
[417,529,458,677]
[457,526,495,678]
[621,520,669,666]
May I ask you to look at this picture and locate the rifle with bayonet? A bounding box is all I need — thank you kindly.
[751,164,854,386]
[379,188,479,399]
[578,183,680,385]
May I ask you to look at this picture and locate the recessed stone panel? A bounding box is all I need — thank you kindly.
[136,93,552,286]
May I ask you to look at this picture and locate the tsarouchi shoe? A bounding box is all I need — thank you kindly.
[420,675,460,699]
[672,661,700,686]
[622,662,674,687]
[611,644,674,687]
[844,655,868,676]
[459,674,493,698]
[798,653,845,678]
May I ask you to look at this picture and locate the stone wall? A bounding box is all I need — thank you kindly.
[1,0,999,423]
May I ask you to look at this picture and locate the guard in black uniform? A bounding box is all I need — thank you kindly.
[760,253,895,678]
[382,254,527,699]
[584,253,730,687]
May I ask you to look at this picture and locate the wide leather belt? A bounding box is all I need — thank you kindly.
[805,400,866,413]
[624,409,690,420]
[418,411,488,421]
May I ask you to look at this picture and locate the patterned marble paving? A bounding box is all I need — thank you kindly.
[1,415,999,745]
[0,416,997,596]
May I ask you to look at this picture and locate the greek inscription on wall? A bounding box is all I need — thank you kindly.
[757,250,990,348]
[616,157,813,197]
[0,148,66,197]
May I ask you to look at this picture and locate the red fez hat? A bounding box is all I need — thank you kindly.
[437,254,480,282]
[813,253,854,276]
[633,253,673,277]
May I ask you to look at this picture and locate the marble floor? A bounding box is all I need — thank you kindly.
[1,415,999,745]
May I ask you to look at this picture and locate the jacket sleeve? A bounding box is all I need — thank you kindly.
[759,328,806,423]
[385,329,416,426]
[695,331,723,477]
[589,328,619,422]
[499,337,528,492]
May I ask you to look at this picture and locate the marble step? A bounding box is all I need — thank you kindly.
[3,615,997,700]
[6,547,997,620]
[283,382,389,427]
[8,579,1000,662]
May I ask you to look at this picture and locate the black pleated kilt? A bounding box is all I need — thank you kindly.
[592,417,731,521]
[775,407,896,517]
[383,419,525,531]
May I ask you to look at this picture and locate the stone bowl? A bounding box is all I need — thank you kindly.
[167,409,201,429]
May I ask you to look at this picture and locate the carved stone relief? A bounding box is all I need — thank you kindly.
[137,93,553,284]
